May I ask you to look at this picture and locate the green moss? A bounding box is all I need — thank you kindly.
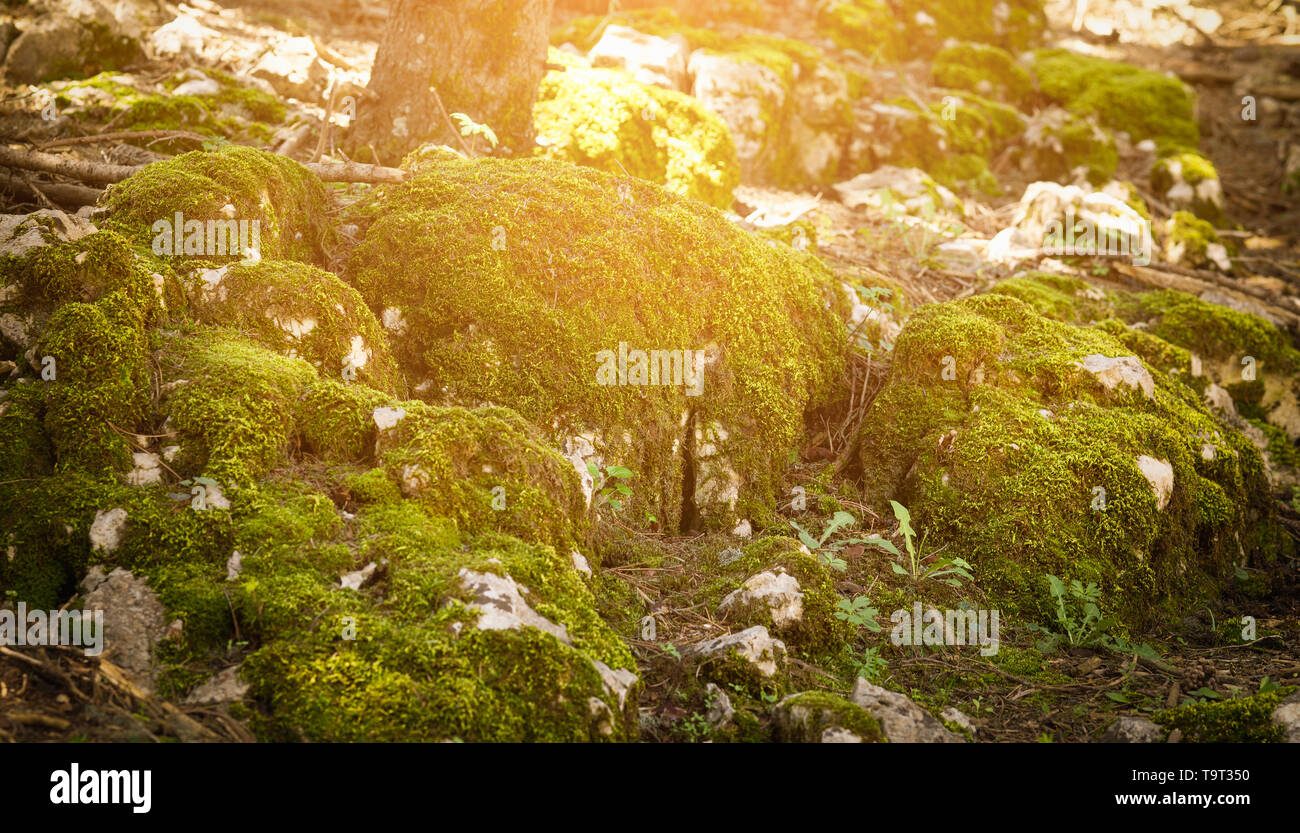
[1134,290,1296,371]
[856,293,1278,630]
[344,467,402,505]
[1031,49,1198,147]
[35,291,151,475]
[989,272,1113,323]
[534,50,738,208]
[345,154,847,531]
[1154,688,1293,742]
[772,690,884,742]
[185,259,402,395]
[933,42,1033,107]
[816,0,902,62]
[103,146,334,266]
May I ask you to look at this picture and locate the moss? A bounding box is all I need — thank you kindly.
[1151,150,1225,226]
[772,690,884,742]
[989,271,1113,323]
[185,259,402,395]
[1031,49,1198,147]
[871,94,1022,193]
[159,328,318,485]
[1134,290,1297,372]
[856,293,1278,631]
[35,291,151,475]
[534,50,738,209]
[1154,688,1293,742]
[345,154,847,531]
[343,467,402,505]
[815,0,902,63]
[0,382,53,483]
[59,71,283,149]
[103,146,334,267]
[933,42,1033,107]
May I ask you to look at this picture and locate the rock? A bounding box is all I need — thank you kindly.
[1272,690,1300,743]
[340,562,377,591]
[1151,152,1224,225]
[457,568,572,646]
[705,682,734,729]
[850,677,965,742]
[3,1,143,84]
[148,12,217,60]
[772,690,883,742]
[592,659,638,711]
[1074,354,1155,400]
[1101,715,1166,742]
[689,50,787,180]
[126,451,162,486]
[225,550,242,581]
[0,210,96,259]
[249,36,329,102]
[718,570,804,628]
[183,665,249,705]
[684,625,786,679]
[80,566,171,695]
[587,25,690,91]
[1203,383,1237,417]
[785,62,849,182]
[988,181,1151,265]
[570,550,592,576]
[834,166,960,215]
[941,706,977,738]
[372,406,407,432]
[89,507,128,553]
[1136,455,1175,510]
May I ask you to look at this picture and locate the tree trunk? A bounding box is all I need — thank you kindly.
[351,0,555,165]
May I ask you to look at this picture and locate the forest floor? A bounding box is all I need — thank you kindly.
[1,0,1298,742]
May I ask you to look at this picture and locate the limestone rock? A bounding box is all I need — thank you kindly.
[1100,716,1165,743]
[850,677,965,742]
[1074,354,1155,400]
[718,570,804,629]
[1136,455,1174,511]
[587,25,689,91]
[80,566,172,695]
[684,625,786,678]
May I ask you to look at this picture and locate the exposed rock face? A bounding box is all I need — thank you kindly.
[850,678,965,743]
[988,181,1151,265]
[689,51,787,180]
[458,568,574,646]
[3,0,144,84]
[80,566,174,695]
[1135,455,1174,511]
[684,625,786,679]
[1273,691,1300,743]
[1074,354,1155,400]
[718,570,804,628]
[587,25,690,91]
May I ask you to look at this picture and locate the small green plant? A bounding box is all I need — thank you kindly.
[860,191,965,267]
[886,501,974,587]
[852,646,888,683]
[660,642,681,660]
[790,510,897,573]
[450,112,498,154]
[834,595,881,631]
[587,462,633,512]
[1028,574,1162,661]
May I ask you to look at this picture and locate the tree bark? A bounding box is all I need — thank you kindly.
[351,0,555,165]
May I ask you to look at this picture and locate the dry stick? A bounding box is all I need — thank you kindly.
[38,130,209,150]
[312,76,341,163]
[1,175,103,207]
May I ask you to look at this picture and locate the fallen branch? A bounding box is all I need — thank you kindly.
[0,174,103,207]
[0,143,407,186]
[37,130,210,151]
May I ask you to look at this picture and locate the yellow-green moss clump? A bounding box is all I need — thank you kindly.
[102,146,334,266]
[534,50,738,209]
[1030,49,1198,147]
[1161,211,1227,270]
[815,0,902,62]
[932,42,1033,107]
[855,293,1278,630]
[183,260,403,395]
[818,0,1044,61]
[1151,151,1224,226]
[771,690,884,742]
[54,70,285,149]
[1153,688,1294,742]
[345,155,848,532]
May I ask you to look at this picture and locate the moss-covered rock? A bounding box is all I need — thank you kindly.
[183,260,402,395]
[1151,151,1225,227]
[534,49,738,208]
[102,146,334,266]
[1030,49,1198,147]
[1154,688,1294,742]
[345,154,847,531]
[1161,211,1230,271]
[933,42,1033,107]
[771,690,884,742]
[855,293,1278,630]
[1018,107,1118,185]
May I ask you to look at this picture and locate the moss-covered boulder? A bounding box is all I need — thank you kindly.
[855,293,1279,630]
[102,146,334,266]
[817,0,1044,61]
[771,690,884,742]
[932,42,1033,107]
[345,154,847,531]
[1161,211,1231,271]
[534,49,738,208]
[1154,688,1295,742]
[1018,107,1118,185]
[1151,151,1225,227]
[182,260,402,395]
[1030,49,1198,147]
